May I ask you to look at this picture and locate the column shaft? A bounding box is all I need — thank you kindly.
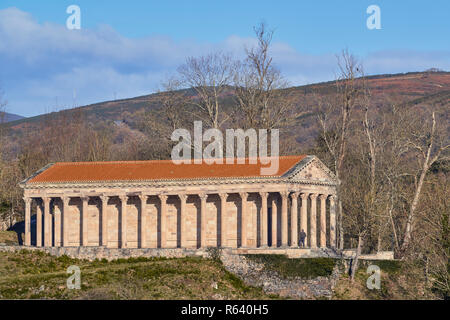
[120,195,128,248]
[290,193,299,247]
[54,208,61,247]
[240,192,248,247]
[271,197,277,247]
[138,195,147,248]
[300,194,308,246]
[43,197,51,247]
[319,195,327,248]
[36,201,42,247]
[310,194,318,248]
[281,192,289,246]
[62,197,69,247]
[159,195,167,248]
[260,192,268,247]
[24,198,31,246]
[219,194,227,247]
[199,194,207,248]
[329,195,337,248]
[100,196,109,247]
[179,194,187,248]
[81,196,89,246]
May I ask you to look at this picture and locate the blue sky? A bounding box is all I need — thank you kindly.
[0,0,449,117]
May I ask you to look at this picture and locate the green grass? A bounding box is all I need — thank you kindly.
[244,254,337,279]
[0,250,274,300]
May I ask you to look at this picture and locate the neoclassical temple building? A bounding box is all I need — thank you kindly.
[20,155,339,250]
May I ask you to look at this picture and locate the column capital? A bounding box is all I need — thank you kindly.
[290,192,300,199]
[62,196,70,205]
[300,193,309,200]
[100,195,109,203]
[178,194,188,202]
[280,191,289,198]
[81,195,90,202]
[138,194,148,202]
[239,192,248,200]
[199,193,208,201]
[319,194,327,201]
[42,196,51,204]
[118,194,128,202]
[329,194,337,202]
[259,191,268,199]
[309,193,318,200]
[23,197,32,205]
[158,194,168,202]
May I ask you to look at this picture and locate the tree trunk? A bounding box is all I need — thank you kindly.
[350,235,363,282]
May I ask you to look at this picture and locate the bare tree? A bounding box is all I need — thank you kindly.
[178,52,236,129]
[234,22,297,130]
[316,49,365,249]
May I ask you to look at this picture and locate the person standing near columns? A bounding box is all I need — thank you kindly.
[290,192,299,247]
[23,197,31,246]
[310,194,318,248]
[300,193,308,247]
[319,194,327,248]
[179,194,188,248]
[219,193,227,248]
[119,195,128,248]
[260,192,268,247]
[239,192,248,248]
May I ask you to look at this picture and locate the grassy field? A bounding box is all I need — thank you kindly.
[0,250,277,300]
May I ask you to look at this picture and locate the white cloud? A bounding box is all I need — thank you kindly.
[0,7,448,117]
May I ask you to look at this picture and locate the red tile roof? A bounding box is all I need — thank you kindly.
[26,155,307,183]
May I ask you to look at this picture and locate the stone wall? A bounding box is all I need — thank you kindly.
[220,250,342,299]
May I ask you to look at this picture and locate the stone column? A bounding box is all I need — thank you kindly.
[271,196,277,247]
[290,192,299,247]
[62,197,69,247]
[280,192,289,247]
[119,195,128,248]
[239,192,248,247]
[329,195,337,248]
[81,196,89,246]
[179,194,188,248]
[319,194,327,248]
[300,193,308,241]
[36,200,43,247]
[158,194,168,248]
[219,193,227,248]
[310,194,318,248]
[199,193,207,248]
[260,192,268,247]
[138,195,147,248]
[43,197,51,247]
[54,206,61,247]
[100,195,109,247]
[23,197,31,246]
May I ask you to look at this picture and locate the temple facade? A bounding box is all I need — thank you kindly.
[20,155,339,250]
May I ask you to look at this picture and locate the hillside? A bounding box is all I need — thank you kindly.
[1,112,25,123]
[3,71,449,158]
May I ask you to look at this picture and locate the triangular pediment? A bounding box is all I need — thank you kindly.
[284,156,338,184]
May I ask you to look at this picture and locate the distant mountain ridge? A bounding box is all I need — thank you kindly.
[1,112,25,123]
